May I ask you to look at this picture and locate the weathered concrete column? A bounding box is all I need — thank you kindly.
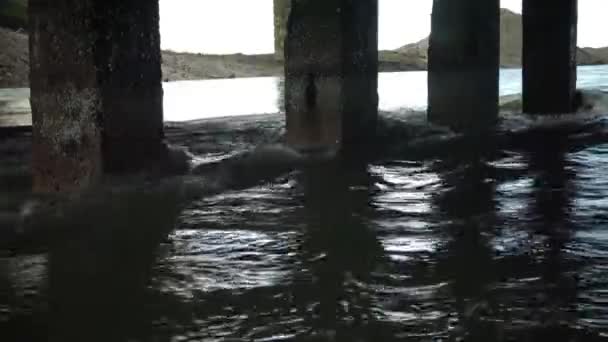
[29,0,163,193]
[273,0,291,60]
[523,0,577,114]
[427,0,499,131]
[285,0,378,152]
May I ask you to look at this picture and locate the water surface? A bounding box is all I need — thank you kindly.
[1,67,608,341]
[3,65,608,125]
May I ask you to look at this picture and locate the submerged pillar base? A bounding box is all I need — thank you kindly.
[427,0,499,131]
[284,0,379,153]
[28,0,163,193]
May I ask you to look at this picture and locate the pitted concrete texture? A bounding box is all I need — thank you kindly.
[30,85,103,193]
[28,0,163,193]
[284,0,378,152]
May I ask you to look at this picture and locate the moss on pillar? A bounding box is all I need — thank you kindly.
[0,0,28,30]
[273,0,291,60]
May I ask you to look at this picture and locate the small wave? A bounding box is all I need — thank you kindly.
[4,89,608,251]
[499,89,608,114]
[499,110,606,134]
[376,89,608,157]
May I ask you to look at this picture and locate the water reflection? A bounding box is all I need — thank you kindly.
[293,160,387,339]
[429,140,501,340]
[424,133,590,340]
[519,135,580,338]
[2,102,608,340]
[43,184,184,341]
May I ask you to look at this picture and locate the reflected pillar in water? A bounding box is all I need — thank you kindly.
[526,141,579,327]
[284,0,378,153]
[28,0,164,193]
[296,161,386,337]
[428,0,499,131]
[522,0,577,114]
[46,185,184,341]
[431,159,500,339]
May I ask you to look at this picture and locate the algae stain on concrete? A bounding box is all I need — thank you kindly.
[0,0,28,29]
[36,85,101,157]
[273,0,291,60]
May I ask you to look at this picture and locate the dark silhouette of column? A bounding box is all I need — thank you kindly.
[28,0,164,193]
[523,0,578,114]
[428,0,499,131]
[284,0,378,153]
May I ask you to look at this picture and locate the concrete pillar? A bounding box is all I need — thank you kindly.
[284,0,378,153]
[273,0,291,60]
[28,0,163,193]
[427,0,499,131]
[523,0,577,114]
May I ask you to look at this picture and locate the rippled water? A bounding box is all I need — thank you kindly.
[2,68,608,341]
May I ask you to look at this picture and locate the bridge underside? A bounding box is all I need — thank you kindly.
[26,0,579,192]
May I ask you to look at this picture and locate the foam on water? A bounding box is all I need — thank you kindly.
[493,90,608,159]
[6,90,607,253]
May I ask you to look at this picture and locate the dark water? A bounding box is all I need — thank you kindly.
[1,108,608,341]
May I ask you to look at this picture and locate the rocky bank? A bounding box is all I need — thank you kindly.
[2,8,608,88]
[0,26,426,88]
[397,9,608,68]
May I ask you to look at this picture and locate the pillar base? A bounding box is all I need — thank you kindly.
[284,0,378,153]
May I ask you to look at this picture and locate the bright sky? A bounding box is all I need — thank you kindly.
[160,0,608,54]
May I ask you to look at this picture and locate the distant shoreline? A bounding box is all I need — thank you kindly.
[4,7,608,89]
[0,25,427,88]
[160,49,427,83]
